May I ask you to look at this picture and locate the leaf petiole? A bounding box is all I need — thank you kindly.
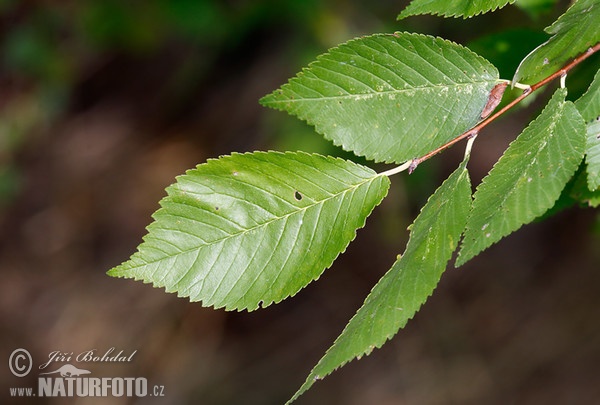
[378,160,413,177]
[464,135,478,159]
[504,79,531,91]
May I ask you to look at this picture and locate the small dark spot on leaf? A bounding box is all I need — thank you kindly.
[215,206,219,211]
[543,58,549,65]
[294,191,303,201]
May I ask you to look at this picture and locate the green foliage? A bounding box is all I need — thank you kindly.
[584,118,600,190]
[575,70,600,190]
[288,159,472,403]
[108,152,389,311]
[261,33,499,164]
[457,89,586,265]
[107,0,600,402]
[513,0,600,84]
[398,0,517,19]
[567,168,600,208]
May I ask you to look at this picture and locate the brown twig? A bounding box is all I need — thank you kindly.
[407,42,600,173]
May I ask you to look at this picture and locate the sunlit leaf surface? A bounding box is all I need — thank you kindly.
[108,152,389,311]
[261,33,499,164]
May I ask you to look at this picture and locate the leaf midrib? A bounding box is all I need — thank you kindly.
[266,80,496,105]
[121,173,383,271]
[466,103,566,246]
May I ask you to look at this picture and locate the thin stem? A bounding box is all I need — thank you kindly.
[511,81,532,91]
[464,134,477,160]
[404,42,600,171]
[379,160,412,177]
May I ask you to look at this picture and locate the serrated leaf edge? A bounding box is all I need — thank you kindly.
[108,151,390,311]
[287,160,471,404]
[398,0,517,20]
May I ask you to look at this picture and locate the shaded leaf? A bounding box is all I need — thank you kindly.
[108,152,389,311]
[513,0,600,85]
[575,69,600,190]
[288,160,472,404]
[398,0,517,19]
[575,189,600,207]
[583,118,600,190]
[261,33,499,164]
[457,89,586,266]
[567,167,600,208]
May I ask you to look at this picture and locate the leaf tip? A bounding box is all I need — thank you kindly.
[106,263,130,278]
[106,267,120,277]
[258,93,273,107]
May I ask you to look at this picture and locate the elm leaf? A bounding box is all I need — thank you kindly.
[288,159,472,404]
[575,69,600,190]
[457,88,587,266]
[108,152,389,311]
[513,0,600,85]
[261,33,499,164]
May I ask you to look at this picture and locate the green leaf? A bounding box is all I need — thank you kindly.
[567,167,600,208]
[575,187,600,207]
[513,0,600,85]
[398,0,517,19]
[575,70,600,122]
[575,69,600,190]
[288,160,472,404]
[583,118,600,190]
[457,88,586,266]
[260,33,499,164]
[108,151,390,311]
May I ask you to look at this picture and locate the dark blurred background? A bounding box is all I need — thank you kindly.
[1,1,599,404]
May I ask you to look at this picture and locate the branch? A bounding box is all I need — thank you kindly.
[406,42,600,173]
